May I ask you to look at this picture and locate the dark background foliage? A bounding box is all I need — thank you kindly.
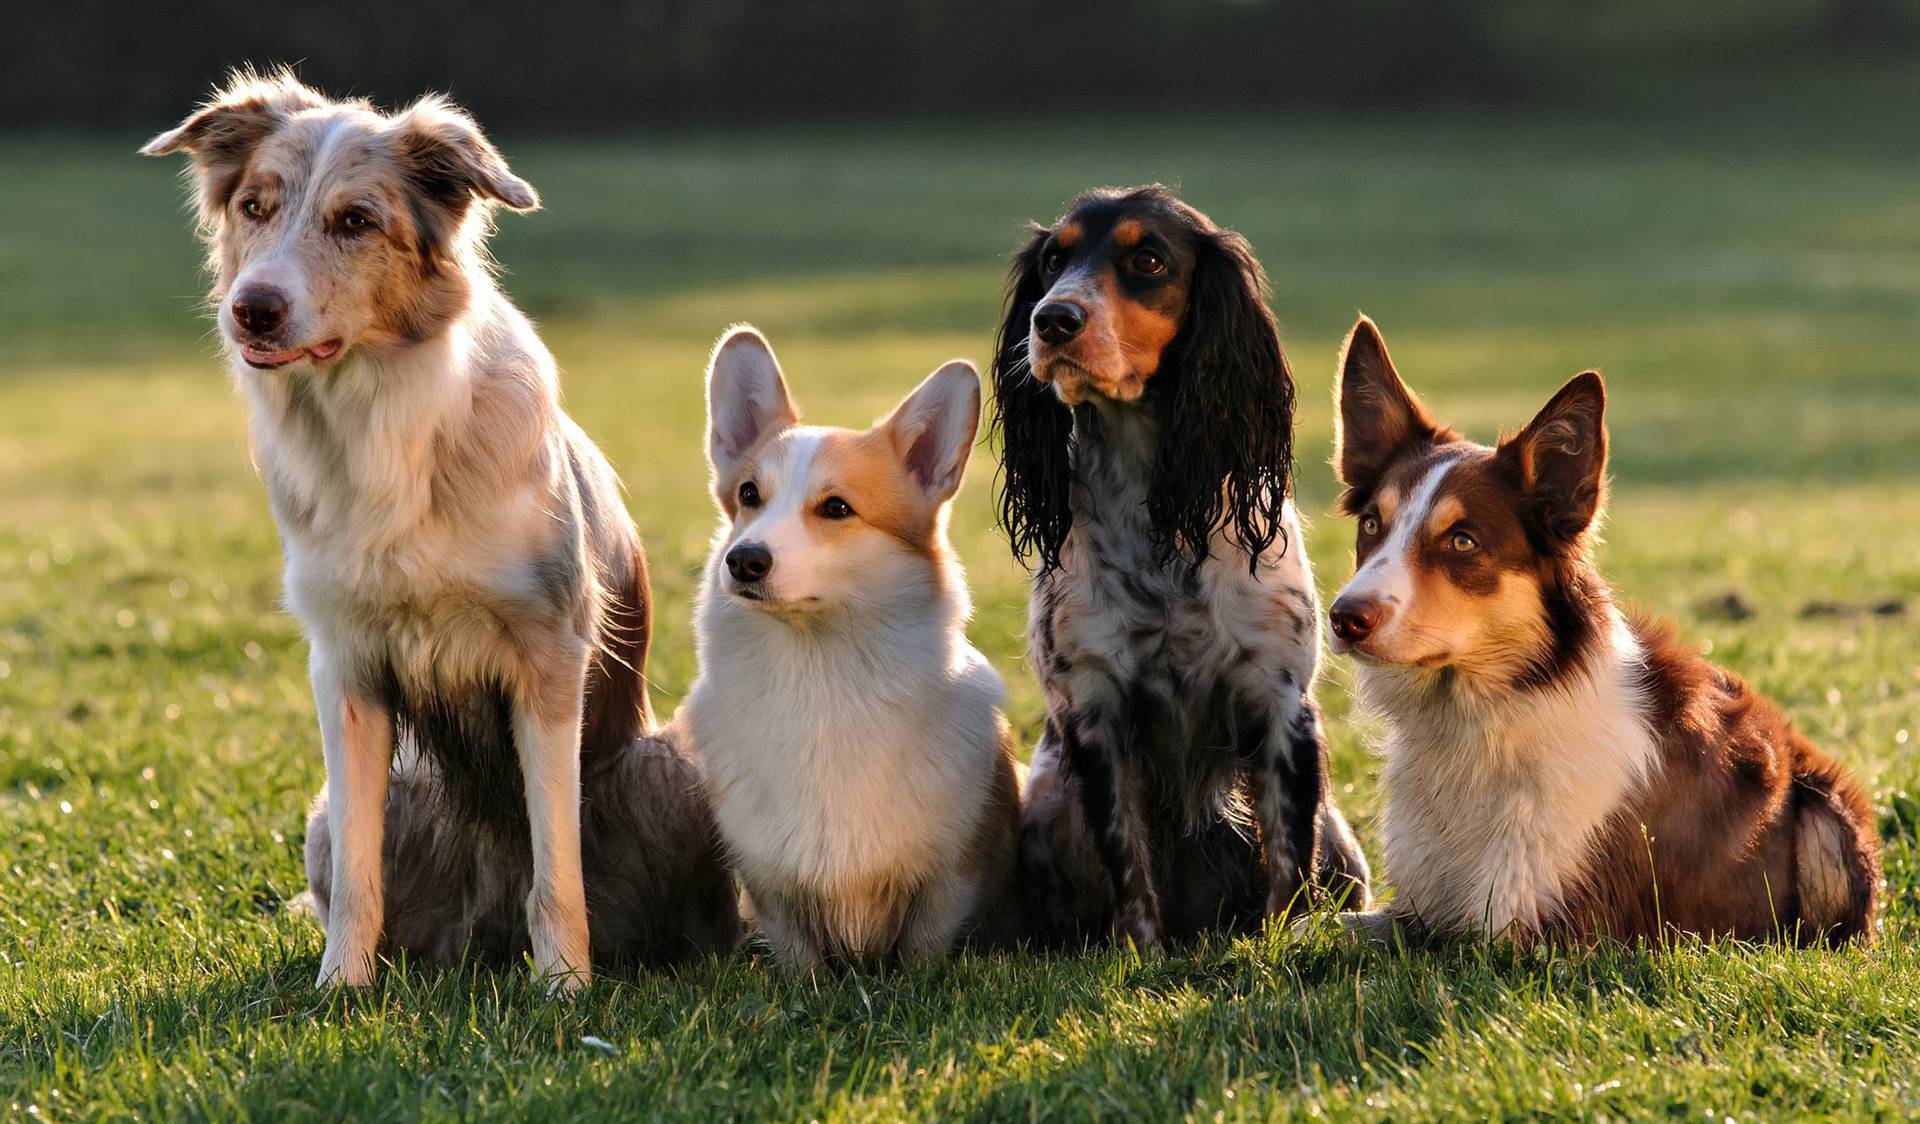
[6,0,1916,132]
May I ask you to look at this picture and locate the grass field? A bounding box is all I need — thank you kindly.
[3,71,1920,1119]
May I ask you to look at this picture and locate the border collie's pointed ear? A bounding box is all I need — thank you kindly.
[706,325,798,481]
[885,360,981,502]
[1501,371,1608,550]
[990,223,1075,569]
[1334,315,1438,514]
[1151,225,1294,571]
[392,94,539,215]
[140,68,327,222]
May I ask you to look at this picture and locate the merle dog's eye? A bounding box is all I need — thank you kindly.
[1041,246,1066,274]
[819,496,855,520]
[1448,530,1479,553]
[1360,513,1382,537]
[1132,249,1166,275]
[738,481,761,508]
[238,197,267,221]
[338,208,376,235]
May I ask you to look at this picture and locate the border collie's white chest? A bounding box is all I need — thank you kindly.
[1362,618,1660,936]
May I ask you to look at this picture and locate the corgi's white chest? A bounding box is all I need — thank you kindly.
[686,625,1002,893]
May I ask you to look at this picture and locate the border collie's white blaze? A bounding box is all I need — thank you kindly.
[1325,316,1880,946]
[687,326,1022,967]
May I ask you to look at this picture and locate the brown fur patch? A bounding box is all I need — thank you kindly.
[1558,616,1881,945]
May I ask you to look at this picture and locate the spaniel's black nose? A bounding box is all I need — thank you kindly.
[1033,300,1086,346]
[1329,595,1387,644]
[231,286,290,336]
[725,543,773,582]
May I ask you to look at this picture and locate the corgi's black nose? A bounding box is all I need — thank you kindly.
[231,286,289,335]
[725,543,773,582]
[1033,300,1085,345]
[1329,595,1386,644]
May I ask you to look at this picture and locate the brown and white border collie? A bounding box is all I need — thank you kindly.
[685,326,1023,968]
[1324,315,1881,947]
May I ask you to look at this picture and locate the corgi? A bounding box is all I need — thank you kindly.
[1323,315,1881,947]
[684,326,1023,968]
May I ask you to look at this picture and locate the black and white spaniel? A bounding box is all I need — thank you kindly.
[993,185,1369,948]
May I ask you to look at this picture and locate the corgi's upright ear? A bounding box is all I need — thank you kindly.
[1499,371,1608,552]
[706,325,798,484]
[1333,315,1441,514]
[883,360,981,503]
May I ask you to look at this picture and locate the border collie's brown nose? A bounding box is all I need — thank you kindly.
[231,286,289,335]
[1033,300,1085,345]
[725,543,772,582]
[1329,596,1386,644]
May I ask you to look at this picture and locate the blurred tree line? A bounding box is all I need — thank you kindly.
[4,0,1913,132]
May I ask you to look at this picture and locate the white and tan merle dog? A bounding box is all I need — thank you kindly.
[687,327,1022,968]
[1326,316,1880,946]
[993,186,1370,950]
[144,72,738,989]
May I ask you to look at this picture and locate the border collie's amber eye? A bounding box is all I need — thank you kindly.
[1360,513,1382,537]
[238,197,266,221]
[738,481,761,508]
[1132,249,1165,275]
[1041,246,1066,274]
[1448,530,1479,553]
[819,496,855,520]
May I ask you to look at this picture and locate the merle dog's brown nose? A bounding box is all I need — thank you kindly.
[1033,300,1085,345]
[1329,595,1387,644]
[231,286,289,336]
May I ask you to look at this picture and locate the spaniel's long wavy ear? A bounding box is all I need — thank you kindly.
[990,225,1076,570]
[140,68,327,224]
[1149,227,1294,571]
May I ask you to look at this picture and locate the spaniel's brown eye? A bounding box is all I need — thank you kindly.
[1041,246,1067,274]
[239,197,266,221]
[1360,513,1382,537]
[738,481,761,508]
[819,496,855,520]
[1132,249,1166,275]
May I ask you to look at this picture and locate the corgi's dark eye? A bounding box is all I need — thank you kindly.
[238,197,267,221]
[1041,246,1066,274]
[1448,530,1479,553]
[1360,513,1382,537]
[819,496,855,520]
[1131,249,1165,275]
[738,481,761,508]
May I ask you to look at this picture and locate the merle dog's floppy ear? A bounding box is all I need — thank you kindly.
[884,360,981,502]
[392,94,540,215]
[140,69,327,222]
[1500,371,1608,550]
[1149,226,1294,571]
[706,325,798,481]
[1333,316,1440,513]
[990,224,1076,569]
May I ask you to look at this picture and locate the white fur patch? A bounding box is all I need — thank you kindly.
[1358,609,1661,936]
